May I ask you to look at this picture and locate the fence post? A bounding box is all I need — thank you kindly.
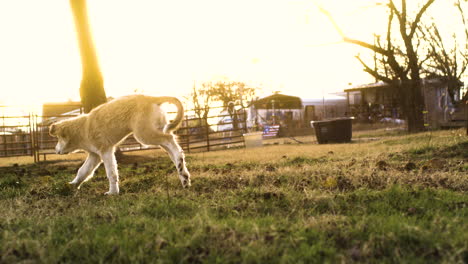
[28,113,32,157]
[29,114,35,162]
[36,115,41,162]
[32,114,39,163]
[2,115,7,157]
[205,116,210,151]
[185,114,190,154]
[241,108,247,148]
[243,108,248,134]
[35,114,38,162]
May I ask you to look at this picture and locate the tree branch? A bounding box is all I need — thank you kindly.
[355,54,393,84]
[315,2,390,56]
[388,1,402,23]
[401,0,407,27]
[315,3,346,38]
[387,7,394,50]
[455,0,468,79]
[409,0,436,38]
[343,37,389,55]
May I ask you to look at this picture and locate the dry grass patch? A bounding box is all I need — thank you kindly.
[0,128,466,263]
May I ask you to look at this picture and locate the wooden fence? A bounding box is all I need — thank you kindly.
[0,115,35,158]
[0,105,251,162]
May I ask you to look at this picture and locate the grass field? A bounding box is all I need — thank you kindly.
[0,128,467,263]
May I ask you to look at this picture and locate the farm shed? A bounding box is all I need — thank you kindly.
[344,82,400,122]
[42,101,82,118]
[344,78,467,128]
[251,94,303,128]
[301,94,348,121]
[253,94,303,109]
[423,78,466,128]
[248,93,347,134]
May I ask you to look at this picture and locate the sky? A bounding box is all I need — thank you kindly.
[0,0,463,108]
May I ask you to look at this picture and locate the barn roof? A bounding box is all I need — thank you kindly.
[42,101,82,117]
[344,82,390,92]
[253,94,302,109]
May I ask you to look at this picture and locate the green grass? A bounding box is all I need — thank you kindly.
[0,129,467,263]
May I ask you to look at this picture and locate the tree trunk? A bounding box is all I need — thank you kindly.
[69,0,125,160]
[69,0,107,113]
[399,80,426,133]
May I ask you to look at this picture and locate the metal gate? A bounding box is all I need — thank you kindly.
[0,104,251,162]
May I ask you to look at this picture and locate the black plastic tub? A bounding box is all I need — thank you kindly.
[311,117,353,144]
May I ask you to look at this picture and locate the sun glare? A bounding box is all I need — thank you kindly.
[0,0,457,109]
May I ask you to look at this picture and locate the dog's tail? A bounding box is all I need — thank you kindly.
[154,96,185,134]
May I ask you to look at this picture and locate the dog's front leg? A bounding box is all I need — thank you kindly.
[70,152,102,188]
[102,150,120,195]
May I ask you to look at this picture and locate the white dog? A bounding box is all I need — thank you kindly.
[49,95,191,195]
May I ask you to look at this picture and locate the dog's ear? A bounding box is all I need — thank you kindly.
[49,123,57,136]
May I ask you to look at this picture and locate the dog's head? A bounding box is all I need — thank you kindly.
[49,121,79,155]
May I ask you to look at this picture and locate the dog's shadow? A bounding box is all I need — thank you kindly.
[116,152,164,165]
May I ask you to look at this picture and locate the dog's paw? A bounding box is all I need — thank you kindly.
[182,179,191,188]
[69,181,83,190]
[104,190,119,195]
[180,173,191,188]
[69,179,80,184]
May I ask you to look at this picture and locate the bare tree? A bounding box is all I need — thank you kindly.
[69,0,107,113]
[319,0,438,132]
[421,0,468,103]
[189,82,212,126]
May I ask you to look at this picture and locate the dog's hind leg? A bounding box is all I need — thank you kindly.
[101,149,120,195]
[160,137,191,188]
[70,152,102,188]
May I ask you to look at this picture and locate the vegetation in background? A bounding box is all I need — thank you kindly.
[187,80,259,130]
[0,129,466,263]
[319,0,468,132]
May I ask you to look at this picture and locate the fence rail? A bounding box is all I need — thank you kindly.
[0,105,252,162]
[1,114,34,158]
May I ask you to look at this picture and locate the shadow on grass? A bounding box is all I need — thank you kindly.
[406,141,468,159]
[438,141,468,159]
